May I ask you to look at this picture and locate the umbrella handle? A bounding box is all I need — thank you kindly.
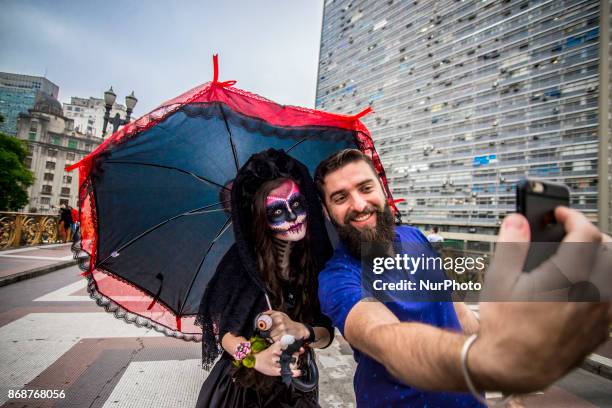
[264,293,272,310]
[253,313,319,392]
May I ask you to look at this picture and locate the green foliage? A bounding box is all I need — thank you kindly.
[0,132,35,211]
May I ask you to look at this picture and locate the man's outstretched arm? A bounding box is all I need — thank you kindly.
[345,300,469,391]
[344,208,610,394]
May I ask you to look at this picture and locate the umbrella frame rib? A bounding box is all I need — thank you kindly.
[96,200,230,268]
[103,160,231,191]
[219,104,241,172]
[286,137,308,153]
[177,215,234,317]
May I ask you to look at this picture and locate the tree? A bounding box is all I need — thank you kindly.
[0,132,35,211]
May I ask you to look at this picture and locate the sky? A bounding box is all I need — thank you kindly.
[0,0,325,117]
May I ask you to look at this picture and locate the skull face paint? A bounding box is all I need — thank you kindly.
[265,179,307,241]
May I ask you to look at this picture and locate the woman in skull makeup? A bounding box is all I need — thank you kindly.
[195,149,334,408]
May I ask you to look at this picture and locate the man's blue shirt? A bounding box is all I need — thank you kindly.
[318,225,484,407]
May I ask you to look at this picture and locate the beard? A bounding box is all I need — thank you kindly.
[331,202,396,260]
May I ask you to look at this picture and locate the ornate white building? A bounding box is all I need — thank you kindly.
[16,93,102,214]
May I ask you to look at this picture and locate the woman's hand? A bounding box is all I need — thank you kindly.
[253,341,301,377]
[264,310,310,342]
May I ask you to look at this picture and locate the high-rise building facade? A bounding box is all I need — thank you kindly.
[63,96,127,138]
[0,72,59,135]
[316,0,611,242]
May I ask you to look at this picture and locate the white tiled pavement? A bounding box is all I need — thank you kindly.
[101,360,204,408]
[0,312,164,405]
[33,279,90,302]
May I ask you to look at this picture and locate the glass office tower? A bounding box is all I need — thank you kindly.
[0,73,59,135]
[316,0,611,241]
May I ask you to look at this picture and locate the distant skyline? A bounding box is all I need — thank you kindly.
[0,1,324,119]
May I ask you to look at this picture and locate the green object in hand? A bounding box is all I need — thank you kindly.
[242,354,256,368]
[233,335,268,369]
[250,337,267,353]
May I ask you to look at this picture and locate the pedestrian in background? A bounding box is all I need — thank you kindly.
[57,204,73,243]
[427,226,444,243]
[70,206,79,236]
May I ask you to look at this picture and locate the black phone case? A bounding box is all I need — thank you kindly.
[516,178,570,271]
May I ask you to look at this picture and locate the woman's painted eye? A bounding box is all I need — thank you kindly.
[292,201,301,208]
[274,209,283,216]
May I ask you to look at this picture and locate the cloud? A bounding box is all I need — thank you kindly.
[0,1,324,116]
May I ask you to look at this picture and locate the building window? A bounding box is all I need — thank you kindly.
[68,140,78,149]
[52,136,61,145]
[44,173,54,181]
[40,197,51,205]
[41,185,52,194]
[47,149,57,157]
[59,199,69,206]
[63,175,72,183]
[25,157,32,168]
[61,187,70,196]
[28,132,36,141]
[66,152,75,160]
[45,161,56,170]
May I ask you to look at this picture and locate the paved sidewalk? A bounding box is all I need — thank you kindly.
[0,243,77,287]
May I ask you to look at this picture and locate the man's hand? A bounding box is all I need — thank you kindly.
[263,310,310,343]
[472,208,611,393]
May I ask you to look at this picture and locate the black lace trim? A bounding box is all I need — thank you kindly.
[84,268,202,342]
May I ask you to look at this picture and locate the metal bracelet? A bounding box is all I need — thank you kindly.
[460,334,514,407]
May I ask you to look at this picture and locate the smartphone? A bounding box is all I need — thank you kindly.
[516,178,570,271]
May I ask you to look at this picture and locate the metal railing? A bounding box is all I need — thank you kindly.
[0,212,63,249]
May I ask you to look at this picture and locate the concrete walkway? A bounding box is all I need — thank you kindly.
[0,243,77,287]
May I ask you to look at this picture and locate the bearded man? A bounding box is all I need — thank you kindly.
[314,149,610,407]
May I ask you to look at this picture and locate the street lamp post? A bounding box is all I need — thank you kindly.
[102,87,138,137]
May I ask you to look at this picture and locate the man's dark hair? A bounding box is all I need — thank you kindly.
[314,148,378,201]
[433,226,439,233]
